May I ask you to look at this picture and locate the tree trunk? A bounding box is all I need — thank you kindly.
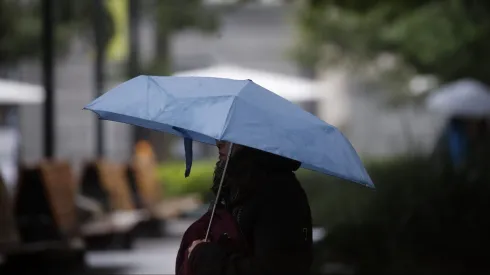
[154,29,171,74]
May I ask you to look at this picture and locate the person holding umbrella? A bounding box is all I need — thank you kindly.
[84,76,374,275]
[184,141,312,275]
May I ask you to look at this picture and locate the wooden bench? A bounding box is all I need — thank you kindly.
[81,210,149,236]
[14,161,81,243]
[127,157,202,237]
[152,194,202,220]
[80,160,135,212]
[79,160,148,249]
[2,161,85,266]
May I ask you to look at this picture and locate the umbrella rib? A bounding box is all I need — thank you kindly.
[147,76,179,121]
[148,76,175,100]
[219,81,250,140]
[218,96,238,141]
[218,81,257,140]
[146,76,151,120]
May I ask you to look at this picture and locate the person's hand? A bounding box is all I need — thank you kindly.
[188,239,207,258]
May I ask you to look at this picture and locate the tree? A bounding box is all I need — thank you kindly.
[295,0,490,88]
[143,0,219,75]
[1,0,218,76]
[0,0,113,66]
[0,0,42,64]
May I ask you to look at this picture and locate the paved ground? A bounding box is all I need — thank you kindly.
[86,237,181,275]
[84,219,194,275]
[1,218,328,275]
[0,219,195,275]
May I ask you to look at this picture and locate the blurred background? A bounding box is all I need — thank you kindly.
[1,0,490,274]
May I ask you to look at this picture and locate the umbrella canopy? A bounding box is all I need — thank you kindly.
[84,75,373,188]
[174,65,319,102]
[426,79,490,117]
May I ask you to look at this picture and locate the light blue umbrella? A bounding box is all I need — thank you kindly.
[426,78,490,117]
[84,75,373,188]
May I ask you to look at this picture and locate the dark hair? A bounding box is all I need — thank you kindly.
[212,146,301,197]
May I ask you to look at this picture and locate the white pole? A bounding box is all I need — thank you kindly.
[204,142,234,241]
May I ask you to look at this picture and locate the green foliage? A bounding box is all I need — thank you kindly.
[0,0,113,65]
[298,169,373,227]
[157,160,215,200]
[0,0,41,63]
[143,0,219,75]
[1,0,215,72]
[151,0,219,34]
[311,155,490,274]
[296,0,490,85]
[300,156,435,227]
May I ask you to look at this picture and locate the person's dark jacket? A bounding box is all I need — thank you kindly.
[188,151,313,275]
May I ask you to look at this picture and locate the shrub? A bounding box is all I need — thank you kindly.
[157,158,379,221]
[157,160,215,200]
[313,155,490,274]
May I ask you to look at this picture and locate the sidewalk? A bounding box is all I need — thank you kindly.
[85,218,195,274]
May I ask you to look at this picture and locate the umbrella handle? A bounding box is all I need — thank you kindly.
[204,142,234,241]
